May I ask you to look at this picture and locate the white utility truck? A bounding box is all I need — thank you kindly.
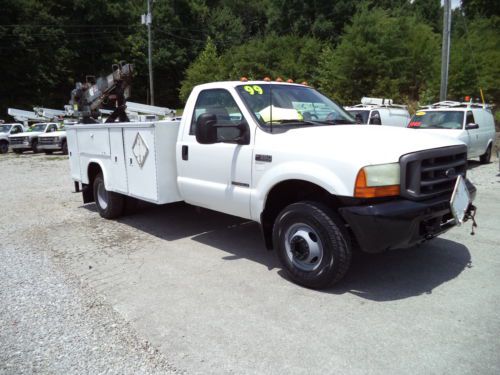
[0,123,25,153]
[38,126,68,154]
[345,97,411,127]
[67,81,477,289]
[408,101,496,164]
[9,122,60,153]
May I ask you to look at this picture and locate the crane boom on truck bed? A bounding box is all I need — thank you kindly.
[67,62,133,124]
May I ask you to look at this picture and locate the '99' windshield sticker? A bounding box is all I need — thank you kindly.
[244,85,264,95]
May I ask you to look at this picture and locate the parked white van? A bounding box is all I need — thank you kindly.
[408,101,496,163]
[345,97,411,127]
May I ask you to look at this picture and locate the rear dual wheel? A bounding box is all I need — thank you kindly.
[273,201,352,289]
[93,173,124,219]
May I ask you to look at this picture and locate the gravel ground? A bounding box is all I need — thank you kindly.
[1,149,499,375]
[0,153,183,375]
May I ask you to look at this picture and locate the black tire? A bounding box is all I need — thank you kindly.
[45,151,53,155]
[61,141,68,155]
[273,201,352,289]
[0,141,8,154]
[479,144,492,164]
[93,173,125,219]
[31,140,39,153]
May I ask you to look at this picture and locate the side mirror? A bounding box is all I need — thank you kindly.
[195,113,250,145]
[370,117,381,125]
[466,123,479,130]
[195,113,218,144]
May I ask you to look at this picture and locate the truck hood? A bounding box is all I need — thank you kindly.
[406,128,464,138]
[10,132,43,138]
[39,131,66,137]
[265,125,465,166]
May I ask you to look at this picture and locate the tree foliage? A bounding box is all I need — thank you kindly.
[0,0,499,117]
[316,6,440,104]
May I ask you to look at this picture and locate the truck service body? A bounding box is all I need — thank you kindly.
[67,81,476,288]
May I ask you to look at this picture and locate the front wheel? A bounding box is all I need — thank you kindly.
[273,201,352,289]
[93,173,125,219]
[0,142,8,154]
[61,141,68,155]
[479,144,492,164]
[31,140,39,153]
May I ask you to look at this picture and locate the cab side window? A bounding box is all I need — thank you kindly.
[466,111,475,126]
[190,89,243,138]
[11,126,22,134]
[369,111,381,125]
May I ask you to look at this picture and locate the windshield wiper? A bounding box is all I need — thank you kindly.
[264,119,318,126]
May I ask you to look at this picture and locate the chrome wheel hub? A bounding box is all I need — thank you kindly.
[285,223,324,272]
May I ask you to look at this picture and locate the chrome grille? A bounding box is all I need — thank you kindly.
[400,145,467,200]
[39,137,55,145]
[9,137,26,145]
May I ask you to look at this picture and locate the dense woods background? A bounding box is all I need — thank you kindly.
[0,0,498,119]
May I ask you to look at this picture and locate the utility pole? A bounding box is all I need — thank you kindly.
[440,0,451,101]
[142,0,154,105]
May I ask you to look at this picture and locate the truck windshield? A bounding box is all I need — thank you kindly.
[30,124,47,132]
[408,111,464,130]
[235,84,355,129]
[0,125,11,133]
[346,110,370,124]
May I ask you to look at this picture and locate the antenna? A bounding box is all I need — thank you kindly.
[270,83,273,133]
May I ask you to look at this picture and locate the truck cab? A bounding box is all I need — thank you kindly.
[0,123,25,154]
[38,125,68,155]
[408,101,496,164]
[345,97,411,127]
[9,122,59,154]
[67,81,476,289]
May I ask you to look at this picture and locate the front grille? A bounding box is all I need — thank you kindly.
[9,137,25,145]
[400,145,467,201]
[39,137,55,145]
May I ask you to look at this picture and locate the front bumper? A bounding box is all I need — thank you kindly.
[38,143,62,151]
[10,143,31,150]
[339,179,476,253]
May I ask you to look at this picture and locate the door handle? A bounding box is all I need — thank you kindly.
[182,145,188,161]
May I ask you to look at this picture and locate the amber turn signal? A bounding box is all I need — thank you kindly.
[354,169,400,198]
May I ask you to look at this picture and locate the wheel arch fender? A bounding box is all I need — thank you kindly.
[82,160,108,204]
[251,161,351,221]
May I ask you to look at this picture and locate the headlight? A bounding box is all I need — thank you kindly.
[354,163,400,198]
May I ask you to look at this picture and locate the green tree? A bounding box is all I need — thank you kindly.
[448,16,500,104]
[316,6,440,104]
[179,38,222,102]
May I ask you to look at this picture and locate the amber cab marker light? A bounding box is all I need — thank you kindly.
[263,77,271,82]
[287,79,294,83]
[354,169,400,198]
[275,77,283,82]
[240,77,248,82]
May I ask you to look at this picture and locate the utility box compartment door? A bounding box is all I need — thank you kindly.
[76,128,110,156]
[108,128,128,194]
[123,127,158,202]
[66,127,81,180]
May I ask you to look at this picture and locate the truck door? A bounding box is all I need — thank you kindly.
[465,111,479,157]
[177,88,253,219]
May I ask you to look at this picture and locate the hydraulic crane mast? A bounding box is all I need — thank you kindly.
[68,62,133,123]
